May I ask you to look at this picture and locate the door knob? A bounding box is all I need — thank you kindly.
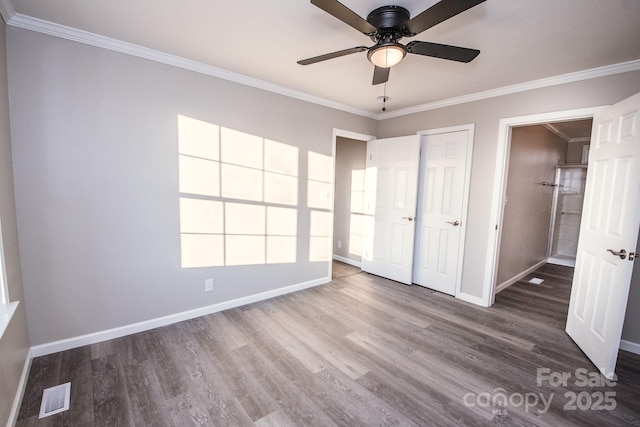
[401,216,414,222]
[446,220,460,226]
[607,249,627,260]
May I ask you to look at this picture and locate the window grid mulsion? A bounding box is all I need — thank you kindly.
[259,134,267,261]
[218,126,226,267]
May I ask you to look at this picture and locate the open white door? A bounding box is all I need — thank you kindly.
[413,129,472,295]
[566,92,640,379]
[362,136,420,284]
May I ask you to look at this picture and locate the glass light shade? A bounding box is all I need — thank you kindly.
[368,44,406,68]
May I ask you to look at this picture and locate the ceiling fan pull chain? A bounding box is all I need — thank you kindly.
[383,83,387,111]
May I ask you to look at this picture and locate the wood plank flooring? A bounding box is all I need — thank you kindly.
[16,262,640,426]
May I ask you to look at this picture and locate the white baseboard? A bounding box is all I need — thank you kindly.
[332,254,361,268]
[458,292,490,307]
[31,277,329,357]
[7,348,32,427]
[547,257,576,267]
[495,259,548,294]
[620,339,640,355]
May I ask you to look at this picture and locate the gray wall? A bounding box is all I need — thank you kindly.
[0,19,30,425]
[4,20,640,354]
[378,70,640,301]
[333,137,366,264]
[497,125,567,285]
[7,27,377,346]
[567,140,590,164]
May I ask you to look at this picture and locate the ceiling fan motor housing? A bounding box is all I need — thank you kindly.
[367,6,410,43]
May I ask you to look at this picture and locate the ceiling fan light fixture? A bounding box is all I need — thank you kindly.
[367,43,406,68]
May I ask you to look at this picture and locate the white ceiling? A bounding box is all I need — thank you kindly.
[6,0,640,116]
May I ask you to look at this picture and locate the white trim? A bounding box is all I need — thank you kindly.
[331,129,375,280]
[30,277,329,357]
[328,134,337,281]
[0,0,15,24]
[620,339,640,355]
[4,12,640,121]
[547,257,576,268]
[7,347,32,427]
[380,60,640,120]
[495,259,547,294]
[458,291,490,308]
[582,145,591,164]
[333,129,376,143]
[0,300,18,340]
[0,215,9,307]
[417,123,476,135]
[6,13,378,120]
[416,124,475,300]
[483,106,607,307]
[332,254,362,268]
[543,123,572,142]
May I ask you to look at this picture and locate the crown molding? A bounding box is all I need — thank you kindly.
[543,123,572,142]
[542,123,592,143]
[0,0,15,23]
[6,13,379,120]
[5,10,640,122]
[379,59,640,120]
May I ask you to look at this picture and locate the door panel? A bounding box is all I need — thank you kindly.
[394,169,409,209]
[391,224,406,265]
[566,92,640,379]
[362,136,420,284]
[413,130,471,295]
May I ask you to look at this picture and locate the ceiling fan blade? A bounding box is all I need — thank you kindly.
[311,0,376,35]
[372,66,390,85]
[406,41,480,63]
[405,0,486,36]
[298,46,368,65]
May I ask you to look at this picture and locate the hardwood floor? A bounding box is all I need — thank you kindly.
[16,262,640,426]
[331,260,361,279]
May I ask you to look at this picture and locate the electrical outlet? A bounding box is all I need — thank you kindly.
[337,240,342,249]
[204,278,214,292]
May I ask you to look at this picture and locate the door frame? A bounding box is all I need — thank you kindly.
[330,128,376,279]
[416,124,475,298]
[483,106,607,307]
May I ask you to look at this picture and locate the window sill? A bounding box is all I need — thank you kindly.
[0,301,19,340]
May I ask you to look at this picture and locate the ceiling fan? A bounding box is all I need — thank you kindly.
[298,0,486,85]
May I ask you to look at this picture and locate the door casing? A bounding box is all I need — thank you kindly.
[485,106,607,307]
[330,128,376,279]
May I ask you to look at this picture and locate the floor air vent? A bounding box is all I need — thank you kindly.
[39,382,71,418]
